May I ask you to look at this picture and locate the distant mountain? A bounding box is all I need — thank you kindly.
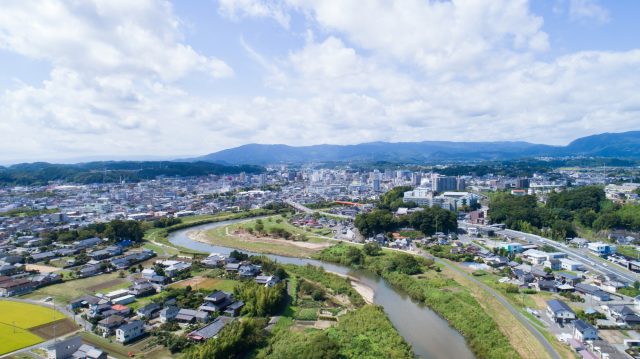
[190,131,640,165]
[563,131,640,157]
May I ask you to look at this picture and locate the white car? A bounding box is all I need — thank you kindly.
[43,296,53,302]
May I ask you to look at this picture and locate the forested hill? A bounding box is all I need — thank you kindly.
[0,161,264,185]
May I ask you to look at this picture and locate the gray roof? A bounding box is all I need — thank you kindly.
[188,316,234,339]
[547,299,574,314]
[574,319,596,333]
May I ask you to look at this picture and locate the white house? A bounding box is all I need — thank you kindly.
[115,320,144,343]
[574,319,598,341]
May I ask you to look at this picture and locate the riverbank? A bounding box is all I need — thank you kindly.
[188,225,333,258]
[316,244,521,359]
[167,218,477,358]
[143,209,280,255]
[323,270,375,304]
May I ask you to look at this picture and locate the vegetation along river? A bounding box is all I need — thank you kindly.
[168,219,475,359]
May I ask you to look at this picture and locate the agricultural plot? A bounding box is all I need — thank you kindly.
[25,272,127,304]
[0,300,68,355]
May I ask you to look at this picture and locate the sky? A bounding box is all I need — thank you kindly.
[0,0,639,164]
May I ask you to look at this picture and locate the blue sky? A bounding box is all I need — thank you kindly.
[0,0,639,163]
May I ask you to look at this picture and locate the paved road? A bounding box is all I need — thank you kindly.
[460,222,638,283]
[432,257,562,359]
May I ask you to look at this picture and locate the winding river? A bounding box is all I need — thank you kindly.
[169,219,475,359]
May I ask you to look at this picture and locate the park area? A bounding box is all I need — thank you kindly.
[0,300,73,355]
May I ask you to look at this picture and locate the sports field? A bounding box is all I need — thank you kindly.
[0,300,67,355]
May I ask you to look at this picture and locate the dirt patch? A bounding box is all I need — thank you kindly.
[25,264,60,273]
[170,277,225,290]
[85,278,126,292]
[29,318,78,339]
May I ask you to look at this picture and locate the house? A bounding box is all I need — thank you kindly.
[546,299,576,324]
[136,303,161,319]
[569,238,589,248]
[187,316,235,341]
[0,278,35,297]
[46,335,108,359]
[159,306,179,323]
[225,263,241,272]
[608,305,640,326]
[535,280,557,292]
[587,242,616,256]
[176,309,209,323]
[573,319,598,341]
[556,272,582,286]
[513,269,535,285]
[97,315,125,335]
[522,249,548,265]
[199,290,234,313]
[32,273,62,287]
[105,289,130,301]
[255,275,279,287]
[202,253,226,268]
[68,295,102,310]
[574,283,610,301]
[74,237,102,250]
[115,320,144,343]
[141,268,156,278]
[238,263,260,277]
[543,259,561,271]
[129,280,156,297]
[560,258,584,271]
[223,301,245,317]
[530,267,554,280]
[164,262,191,277]
[0,264,17,276]
[112,295,136,305]
[110,304,131,317]
[79,264,102,278]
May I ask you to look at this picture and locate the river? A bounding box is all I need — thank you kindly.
[168,219,475,359]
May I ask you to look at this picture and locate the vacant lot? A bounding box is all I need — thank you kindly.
[0,300,67,355]
[30,318,78,339]
[169,277,237,292]
[25,272,126,304]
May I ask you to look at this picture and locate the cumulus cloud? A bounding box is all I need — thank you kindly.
[0,0,638,163]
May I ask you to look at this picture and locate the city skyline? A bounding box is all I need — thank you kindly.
[1,0,640,163]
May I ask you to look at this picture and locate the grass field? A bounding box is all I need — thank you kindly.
[169,276,237,292]
[195,216,335,258]
[0,301,67,355]
[25,272,127,304]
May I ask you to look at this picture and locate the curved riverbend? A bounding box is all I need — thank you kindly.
[169,220,475,359]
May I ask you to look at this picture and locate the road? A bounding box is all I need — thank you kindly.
[432,257,562,359]
[285,200,353,219]
[460,222,638,283]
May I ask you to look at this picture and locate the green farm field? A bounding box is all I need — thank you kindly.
[0,300,66,355]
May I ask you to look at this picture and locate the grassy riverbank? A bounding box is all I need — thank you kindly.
[143,209,280,255]
[193,216,334,258]
[316,244,521,359]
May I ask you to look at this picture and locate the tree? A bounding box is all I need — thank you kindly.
[342,247,364,266]
[363,242,382,256]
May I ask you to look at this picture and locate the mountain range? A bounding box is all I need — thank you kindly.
[190,131,640,165]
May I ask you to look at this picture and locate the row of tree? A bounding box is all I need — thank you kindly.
[489,185,640,240]
[355,206,457,237]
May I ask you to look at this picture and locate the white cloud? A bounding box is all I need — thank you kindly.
[0,0,639,163]
[0,0,233,80]
[568,0,610,24]
[219,0,290,28]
